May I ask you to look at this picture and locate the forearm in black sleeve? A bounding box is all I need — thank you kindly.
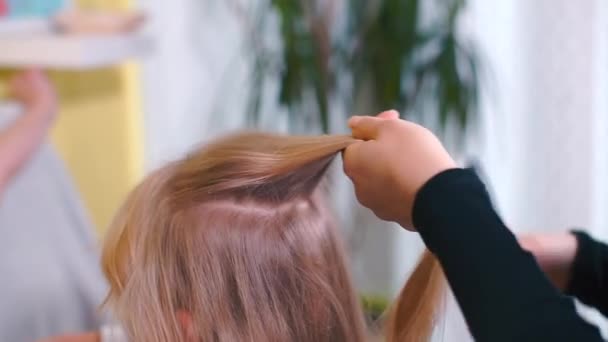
[413,169,602,342]
[567,230,608,317]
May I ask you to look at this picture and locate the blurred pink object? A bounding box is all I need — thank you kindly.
[54,9,146,35]
[0,0,7,17]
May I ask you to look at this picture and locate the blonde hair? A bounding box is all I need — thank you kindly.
[102,132,444,341]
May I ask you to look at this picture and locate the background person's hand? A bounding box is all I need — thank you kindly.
[343,110,456,230]
[9,69,57,119]
[518,232,578,291]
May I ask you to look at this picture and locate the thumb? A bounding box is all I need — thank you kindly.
[341,141,366,179]
[348,115,385,140]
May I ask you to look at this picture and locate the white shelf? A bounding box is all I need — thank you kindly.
[0,18,52,35]
[0,17,153,70]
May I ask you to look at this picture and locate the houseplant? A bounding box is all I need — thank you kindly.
[241,0,480,138]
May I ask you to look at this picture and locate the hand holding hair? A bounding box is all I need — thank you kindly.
[343,110,456,230]
[344,110,448,341]
[345,111,605,341]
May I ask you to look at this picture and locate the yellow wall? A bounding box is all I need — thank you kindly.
[51,0,143,232]
[76,0,130,10]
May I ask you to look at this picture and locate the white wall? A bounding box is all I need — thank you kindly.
[471,0,608,235]
[138,0,250,170]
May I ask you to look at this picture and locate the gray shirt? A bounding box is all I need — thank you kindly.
[0,108,108,341]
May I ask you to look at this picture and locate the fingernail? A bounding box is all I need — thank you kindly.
[348,116,362,127]
[375,110,398,120]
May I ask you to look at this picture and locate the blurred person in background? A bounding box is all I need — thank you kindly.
[0,69,108,341]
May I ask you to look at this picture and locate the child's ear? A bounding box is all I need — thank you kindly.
[177,310,196,341]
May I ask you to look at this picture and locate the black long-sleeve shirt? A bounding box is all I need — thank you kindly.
[412,168,603,341]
